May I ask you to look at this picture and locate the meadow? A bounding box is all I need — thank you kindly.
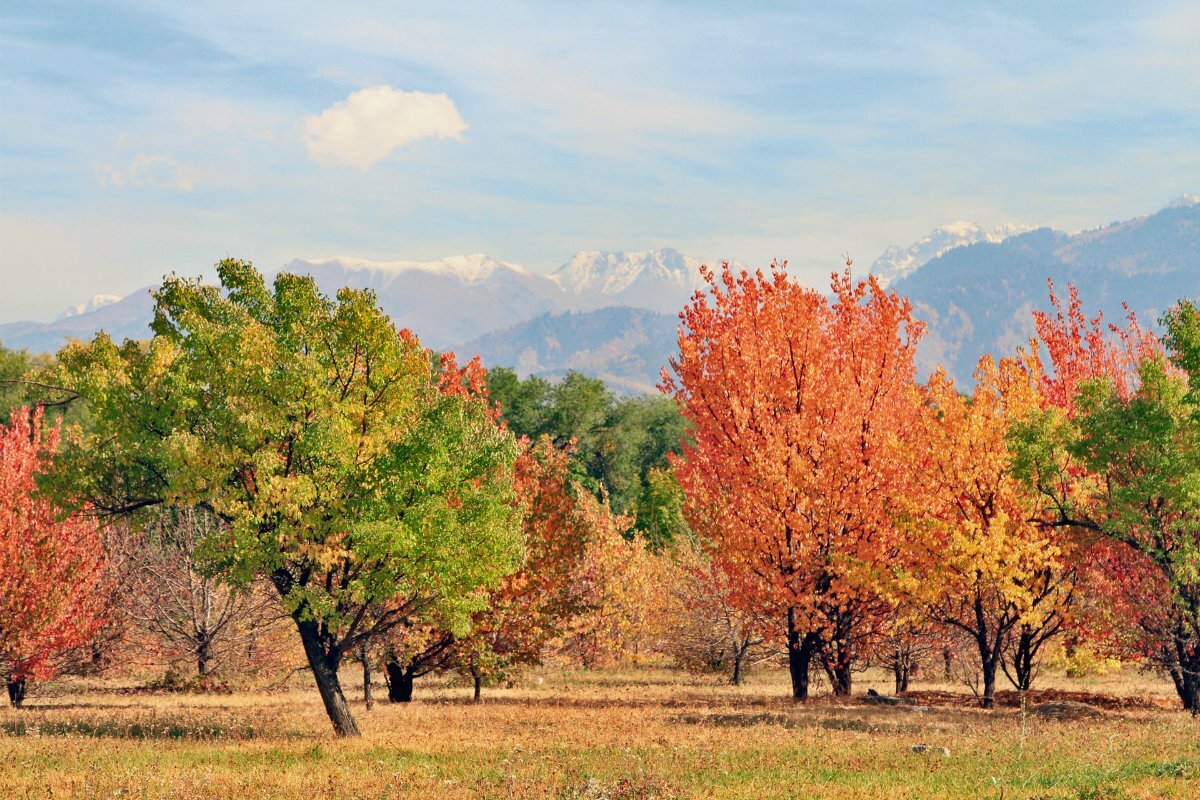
[3,667,1197,800]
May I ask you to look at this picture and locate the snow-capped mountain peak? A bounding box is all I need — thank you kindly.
[1168,193,1200,209]
[870,221,1034,287]
[57,294,123,321]
[298,253,532,284]
[552,248,704,296]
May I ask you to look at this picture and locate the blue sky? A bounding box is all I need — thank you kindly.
[2,0,1197,321]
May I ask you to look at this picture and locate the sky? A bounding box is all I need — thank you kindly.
[2,0,1198,322]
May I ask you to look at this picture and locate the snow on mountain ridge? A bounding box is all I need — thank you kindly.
[870,221,1035,287]
[552,247,706,296]
[1168,193,1200,209]
[303,253,534,284]
[57,294,123,321]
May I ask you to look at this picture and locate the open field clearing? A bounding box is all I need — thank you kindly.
[3,668,1197,800]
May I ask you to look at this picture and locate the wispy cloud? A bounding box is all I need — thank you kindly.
[301,86,468,170]
[95,153,204,191]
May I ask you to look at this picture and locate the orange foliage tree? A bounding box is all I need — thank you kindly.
[908,356,1077,707]
[663,264,924,699]
[0,408,107,706]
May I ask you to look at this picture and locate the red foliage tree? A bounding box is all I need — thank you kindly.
[663,264,924,699]
[454,435,592,700]
[0,408,107,706]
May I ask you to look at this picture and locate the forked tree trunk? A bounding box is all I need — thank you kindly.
[787,607,819,701]
[826,650,853,697]
[295,619,359,737]
[196,632,212,678]
[6,677,27,708]
[385,660,415,702]
[1007,629,1036,691]
[892,649,911,694]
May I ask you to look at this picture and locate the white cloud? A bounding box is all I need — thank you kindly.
[95,153,202,191]
[301,86,468,169]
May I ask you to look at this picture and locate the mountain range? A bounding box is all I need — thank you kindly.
[2,197,1197,393]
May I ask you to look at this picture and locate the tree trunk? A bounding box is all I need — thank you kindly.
[361,645,374,710]
[942,644,953,681]
[786,608,817,701]
[980,654,998,710]
[1007,629,1035,691]
[385,659,415,702]
[827,650,853,696]
[197,632,212,678]
[893,650,910,694]
[6,677,27,709]
[472,670,482,703]
[295,619,360,737]
[731,642,747,686]
[1169,636,1200,714]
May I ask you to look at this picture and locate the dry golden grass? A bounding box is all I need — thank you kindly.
[2,667,1198,799]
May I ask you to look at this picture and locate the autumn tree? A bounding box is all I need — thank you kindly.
[664,264,924,699]
[0,407,107,707]
[665,540,774,685]
[561,493,676,667]
[1006,283,1200,710]
[908,356,1077,707]
[127,506,286,681]
[452,436,592,701]
[44,260,524,736]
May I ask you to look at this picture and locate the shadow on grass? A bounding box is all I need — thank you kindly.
[0,719,258,740]
[670,710,930,735]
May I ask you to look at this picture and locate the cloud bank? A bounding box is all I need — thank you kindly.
[302,86,468,169]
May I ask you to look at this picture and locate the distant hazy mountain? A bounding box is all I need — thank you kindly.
[553,248,709,314]
[896,196,1200,382]
[0,288,155,355]
[4,199,1198,395]
[460,307,679,395]
[286,254,565,348]
[870,221,1034,287]
[57,294,123,321]
[0,248,708,356]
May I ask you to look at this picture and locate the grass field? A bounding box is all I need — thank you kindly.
[2,667,1198,799]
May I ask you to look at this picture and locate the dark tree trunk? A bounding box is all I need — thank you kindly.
[361,645,374,710]
[1169,635,1200,714]
[820,619,854,697]
[786,608,818,701]
[295,619,359,737]
[196,632,212,678]
[731,641,748,686]
[892,648,911,694]
[980,652,998,710]
[826,650,853,697]
[1007,629,1036,691]
[385,659,415,702]
[6,677,27,708]
[472,670,482,703]
[942,644,953,681]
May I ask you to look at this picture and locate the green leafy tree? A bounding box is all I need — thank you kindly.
[487,368,688,545]
[44,260,524,736]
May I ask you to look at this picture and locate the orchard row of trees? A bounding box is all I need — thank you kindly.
[665,265,1200,712]
[2,258,1199,736]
